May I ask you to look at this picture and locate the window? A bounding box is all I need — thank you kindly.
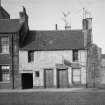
[0,37,9,54]
[73,50,78,62]
[28,51,34,62]
[72,68,81,84]
[0,65,10,82]
[35,71,40,77]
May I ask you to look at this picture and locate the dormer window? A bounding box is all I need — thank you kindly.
[73,50,78,62]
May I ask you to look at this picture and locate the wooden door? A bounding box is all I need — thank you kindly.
[44,69,53,88]
[57,69,68,88]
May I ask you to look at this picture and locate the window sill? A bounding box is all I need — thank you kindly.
[0,81,10,83]
[0,53,10,55]
[28,61,34,64]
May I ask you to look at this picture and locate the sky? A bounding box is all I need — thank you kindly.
[2,0,105,53]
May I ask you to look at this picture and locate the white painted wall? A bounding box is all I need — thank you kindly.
[78,50,87,84]
[19,50,87,87]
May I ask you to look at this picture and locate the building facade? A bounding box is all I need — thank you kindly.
[0,3,103,89]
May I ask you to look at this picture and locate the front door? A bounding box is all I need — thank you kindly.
[22,73,33,89]
[57,69,68,88]
[44,69,53,88]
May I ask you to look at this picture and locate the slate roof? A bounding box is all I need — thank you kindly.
[0,6,10,19]
[0,19,23,33]
[21,30,85,50]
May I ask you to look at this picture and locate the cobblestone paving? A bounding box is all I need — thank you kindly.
[0,88,105,105]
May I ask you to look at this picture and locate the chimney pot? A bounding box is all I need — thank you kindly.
[55,24,58,30]
[65,25,71,30]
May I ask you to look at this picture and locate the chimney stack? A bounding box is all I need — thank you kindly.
[82,18,92,30]
[82,18,92,47]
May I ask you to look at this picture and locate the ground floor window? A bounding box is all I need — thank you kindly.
[35,71,40,77]
[0,65,10,82]
[72,68,81,84]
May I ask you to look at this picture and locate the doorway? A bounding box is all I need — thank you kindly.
[22,73,33,89]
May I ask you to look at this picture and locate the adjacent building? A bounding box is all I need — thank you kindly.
[0,4,29,89]
[98,54,105,88]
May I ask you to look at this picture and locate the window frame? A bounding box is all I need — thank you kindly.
[28,50,34,63]
[72,68,81,84]
[0,65,10,83]
[35,71,40,78]
[73,49,78,62]
[0,36,9,54]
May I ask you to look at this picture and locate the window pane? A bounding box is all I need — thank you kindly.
[73,69,80,76]
[73,69,81,83]
[28,51,34,62]
[35,71,40,77]
[73,76,80,82]
[0,37,9,54]
[73,50,78,61]
[1,37,9,45]
[1,65,10,82]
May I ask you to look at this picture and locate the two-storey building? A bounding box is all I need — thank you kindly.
[19,17,92,89]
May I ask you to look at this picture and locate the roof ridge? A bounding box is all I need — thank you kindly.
[29,29,82,32]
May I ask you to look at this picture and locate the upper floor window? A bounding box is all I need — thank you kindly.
[0,37,9,54]
[73,50,78,62]
[28,51,34,63]
[0,65,10,82]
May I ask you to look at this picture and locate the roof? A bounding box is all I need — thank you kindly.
[0,19,23,33]
[0,6,10,19]
[21,30,85,51]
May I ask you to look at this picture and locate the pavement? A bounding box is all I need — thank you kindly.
[0,88,104,93]
[0,88,105,105]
